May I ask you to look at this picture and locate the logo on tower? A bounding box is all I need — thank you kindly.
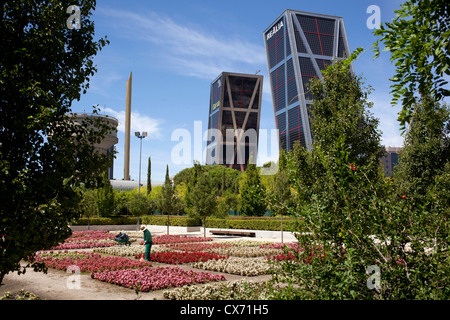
[266,20,284,41]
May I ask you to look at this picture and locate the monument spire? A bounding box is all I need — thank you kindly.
[124,71,132,180]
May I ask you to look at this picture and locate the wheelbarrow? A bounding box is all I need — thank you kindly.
[113,233,131,246]
[113,238,131,246]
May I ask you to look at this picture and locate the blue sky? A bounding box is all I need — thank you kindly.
[71,0,407,183]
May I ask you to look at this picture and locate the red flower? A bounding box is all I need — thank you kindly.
[350,163,356,171]
[402,195,406,199]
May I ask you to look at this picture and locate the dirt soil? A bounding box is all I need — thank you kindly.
[0,235,274,300]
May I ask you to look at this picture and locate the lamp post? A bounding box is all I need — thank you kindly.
[135,131,147,195]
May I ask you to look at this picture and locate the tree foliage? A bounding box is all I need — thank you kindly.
[238,162,267,217]
[273,54,450,300]
[0,0,111,284]
[393,96,450,204]
[373,0,450,131]
[158,165,176,215]
[267,150,293,217]
[287,57,385,212]
[95,171,115,217]
[189,171,218,236]
[147,157,152,195]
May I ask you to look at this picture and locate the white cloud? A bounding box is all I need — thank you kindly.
[97,7,266,79]
[103,107,163,139]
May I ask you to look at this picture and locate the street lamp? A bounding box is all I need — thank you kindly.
[135,131,147,194]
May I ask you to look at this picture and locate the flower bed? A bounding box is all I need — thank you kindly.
[50,230,116,250]
[50,241,115,250]
[163,279,274,300]
[162,242,233,251]
[65,230,115,242]
[91,266,226,292]
[191,257,271,276]
[220,240,275,247]
[268,245,325,264]
[94,245,145,257]
[209,246,283,258]
[259,242,299,249]
[135,251,228,264]
[34,251,151,273]
[151,235,213,245]
[94,244,170,257]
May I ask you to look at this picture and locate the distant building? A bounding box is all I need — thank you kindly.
[264,9,351,151]
[206,72,263,171]
[67,113,118,179]
[381,147,402,177]
[109,180,163,191]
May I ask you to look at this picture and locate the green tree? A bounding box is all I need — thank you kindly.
[217,190,239,218]
[287,56,385,212]
[190,172,218,237]
[275,55,450,300]
[128,192,152,217]
[267,151,294,242]
[393,96,450,204]
[114,189,133,215]
[268,150,292,216]
[174,164,242,195]
[238,162,266,217]
[157,165,176,234]
[96,171,115,217]
[80,188,97,228]
[0,0,111,284]
[146,157,152,195]
[373,0,450,131]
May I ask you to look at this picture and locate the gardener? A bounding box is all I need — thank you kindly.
[140,225,152,261]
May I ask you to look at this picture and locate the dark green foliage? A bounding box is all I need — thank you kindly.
[0,0,111,284]
[393,96,450,204]
[273,54,450,300]
[174,164,242,194]
[189,171,218,236]
[147,157,152,195]
[238,163,267,217]
[96,171,115,217]
[287,57,385,213]
[128,193,153,217]
[158,165,176,215]
[267,150,293,217]
[216,190,239,218]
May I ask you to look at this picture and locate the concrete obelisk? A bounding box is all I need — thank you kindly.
[124,72,132,180]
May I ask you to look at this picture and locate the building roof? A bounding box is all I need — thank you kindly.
[109,179,163,191]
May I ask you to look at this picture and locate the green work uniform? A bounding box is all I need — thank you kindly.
[143,228,152,261]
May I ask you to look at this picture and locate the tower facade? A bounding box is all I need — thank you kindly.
[206,72,263,171]
[264,10,351,151]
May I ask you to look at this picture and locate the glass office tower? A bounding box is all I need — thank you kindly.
[264,9,351,151]
[206,72,263,171]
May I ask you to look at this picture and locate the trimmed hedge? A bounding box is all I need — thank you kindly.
[140,215,201,227]
[72,215,299,232]
[73,216,138,226]
[205,218,296,231]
